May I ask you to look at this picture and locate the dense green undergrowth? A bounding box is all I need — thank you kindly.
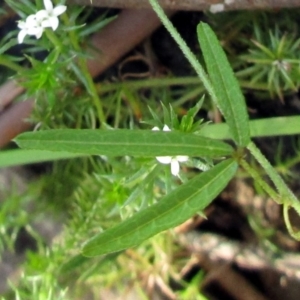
[1,0,300,299]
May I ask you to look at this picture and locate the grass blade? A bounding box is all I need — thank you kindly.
[200,116,300,140]
[0,149,84,168]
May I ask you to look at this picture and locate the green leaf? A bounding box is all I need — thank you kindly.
[82,159,237,256]
[15,129,233,158]
[197,23,250,147]
[79,16,117,37]
[0,39,19,55]
[200,116,300,140]
[59,252,121,276]
[0,149,85,168]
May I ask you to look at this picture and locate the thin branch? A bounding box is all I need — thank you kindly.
[68,0,300,12]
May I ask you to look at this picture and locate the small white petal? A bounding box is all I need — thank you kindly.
[152,126,159,131]
[27,27,41,35]
[43,0,53,11]
[27,14,37,21]
[176,155,189,162]
[48,16,59,30]
[162,124,171,131]
[35,28,44,39]
[26,14,38,26]
[17,12,47,43]
[41,18,52,28]
[171,159,180,176]
[53,5,67,16]
[18,29,27,43]
[17,21,26,30]
[156,156,172,164]
[36,10,49,21]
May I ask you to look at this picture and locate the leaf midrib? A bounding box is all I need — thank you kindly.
[84,160,235,254]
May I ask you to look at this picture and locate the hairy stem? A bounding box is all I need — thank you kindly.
[247,141,300,215]
[239,159,281,204]
[148,0,218,106]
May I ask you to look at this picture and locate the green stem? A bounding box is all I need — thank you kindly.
[96,76,202,93]
[247,142,287,195]
[280,153,300,170]
[148,0,218,103]
[0,56,25,73]
[59,14,106,125]
[44,29,63,50]
[283,203,300,240]
[247,141,300,214]
[240,159,281,204]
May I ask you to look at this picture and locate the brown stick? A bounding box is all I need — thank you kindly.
[87,9,173,77]
[69,0,300,12]
[200,260,268,300]
[0,9,171,148]
[178,231,300,280]
[0,81,25,111]
[0,100,34,148]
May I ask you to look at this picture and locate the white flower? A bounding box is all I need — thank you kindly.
[17,14,44,43]
[152,125,189,177]
[39,0,67,31]
[17,0,66,43]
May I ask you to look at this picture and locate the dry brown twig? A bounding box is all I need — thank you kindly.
[69,0,300,12]
[178,231,300,280]
[200,259,268,300]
